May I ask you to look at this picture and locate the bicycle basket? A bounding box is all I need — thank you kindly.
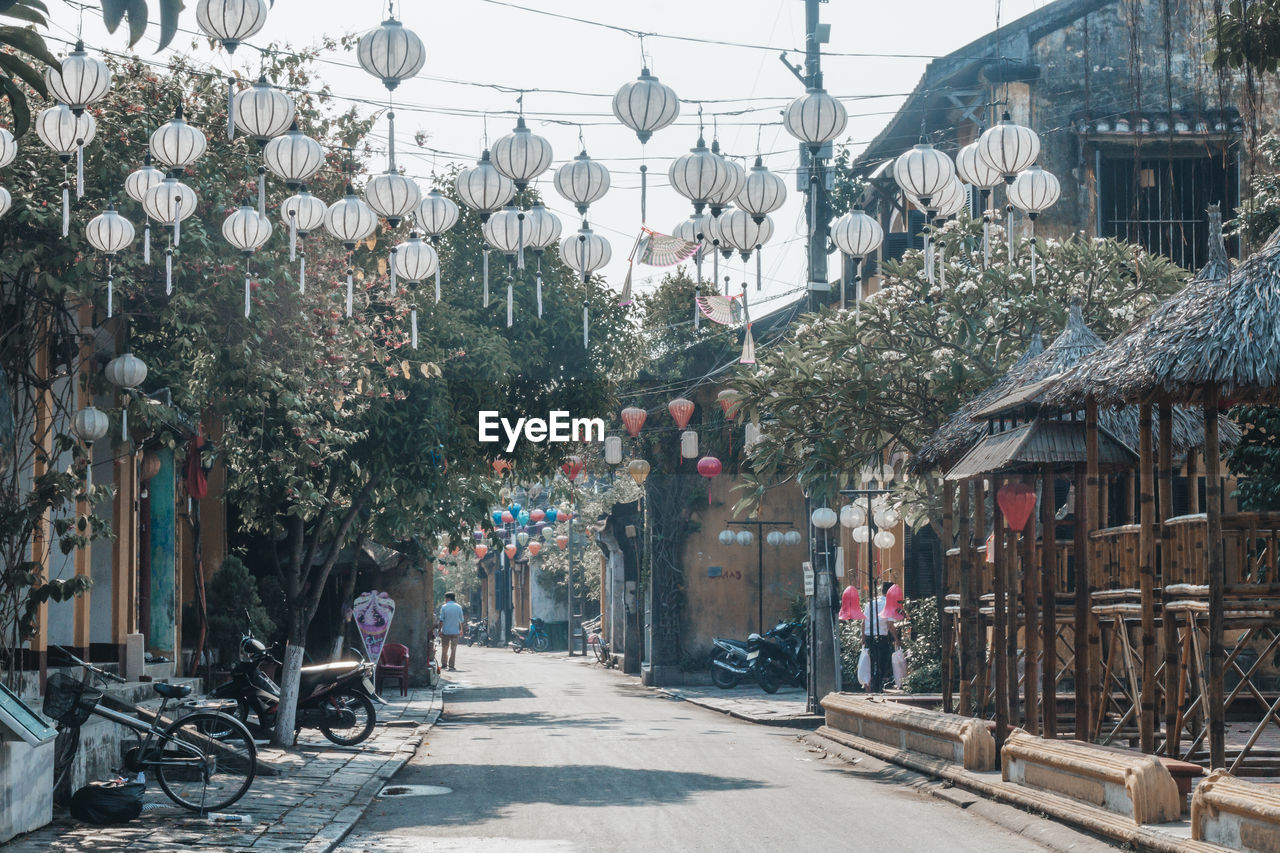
[43,673,102,727]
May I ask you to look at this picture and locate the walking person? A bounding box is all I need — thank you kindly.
[437,592,465,672]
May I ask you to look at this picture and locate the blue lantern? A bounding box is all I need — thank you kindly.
[491,510,503,526]
[545,507,558,523]
[518,511,531,526]
[509,502,522,516]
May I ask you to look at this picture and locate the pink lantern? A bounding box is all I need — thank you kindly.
[880,584,905,621]
[504,544,518,559]
[561,455,584,482]
[556,534,569,550]
[530,508,545,523]
[501,510,515,523]
[997,482,1036,531]
[668,398,695,429]
[528,541,542,556]
[621,406,648,437]
[838,586,865,621]
[474,543,489,559]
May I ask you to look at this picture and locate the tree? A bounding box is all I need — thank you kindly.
[96,0,192,52]
[730,215,1188,535]
[0,1,56,135]
[1210,0,1280,75]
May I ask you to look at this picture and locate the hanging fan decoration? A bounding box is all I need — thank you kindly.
[222,202,273,317]
[36,105,96,236]
[738,285,756,365]
[695,292,743,326]
[85,203,136,318]
[280,187,327,292]
[635,228,699,267]
[142,177,198,294]
[125,154,164,264]
[391,232,439,348]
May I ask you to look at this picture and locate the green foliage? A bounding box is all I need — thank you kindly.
[203,555,275,665]
[1228,405,1280,511]
[900,597,941,694]
[98,0,190,51]
[0,1,56,136]
[1229,133,1280,247]
[1210,0,1280,75]
[839,619,864,688]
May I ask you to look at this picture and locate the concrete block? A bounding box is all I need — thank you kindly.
[123,632,145,680]
[1192,769,1280,852]
[821,693,996,771]
[0,738,53,842]
[1001,730,1181,825]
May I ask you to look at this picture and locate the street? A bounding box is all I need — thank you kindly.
[338,647,1115,852]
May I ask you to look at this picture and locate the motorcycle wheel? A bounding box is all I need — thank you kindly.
[755,667,781,694]
[531,634,550,653]
[710,650,741,690]
[318,688,377,746]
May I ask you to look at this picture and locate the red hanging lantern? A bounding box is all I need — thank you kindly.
[668,397,694,429]
[528,541,542,556]
[561,455,584,482]
[530,508,545,523]
[501,510,515,523]
[621,406,648,437]
[504,543,518,559]
[475,543,489,559]
[697,455,722,504]
[556,534,569,550]
[997,482,1037,531]
[493,458,513,475]
[717,389,739,420]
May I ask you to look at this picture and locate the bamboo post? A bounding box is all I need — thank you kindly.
[993,476,1009,751]
[1042,464,1057,738]
[1138,402,1157,753]
[1023,509,1040,735]
[1186,454,1200,514]
[1078,399,1100,739]
[1205,386,1225,769]
[973,478,989,713]
[1159,396,1178,755]
[942,479,956,714]
[958,479,974,715]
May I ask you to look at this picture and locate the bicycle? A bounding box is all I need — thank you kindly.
[582,616,613,667]
[45,650,258,813]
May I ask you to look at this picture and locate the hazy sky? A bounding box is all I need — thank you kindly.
[47,0,1044,311]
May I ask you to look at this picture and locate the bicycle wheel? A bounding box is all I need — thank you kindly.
[154,711,257,812]
[318,688,377,746]
[532,633,550,653]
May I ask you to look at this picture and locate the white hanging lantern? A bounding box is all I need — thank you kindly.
[716,209,773,258]
[680,429,698,459]
[195,0,269,52]
[874,529,897,551]
[718,529,735,546]
[554,149,610,215]
[415,189,459,239]
[280,189,327,236]
[911,176,967,218]
[223,202,272,254]
[560,223,611,278]
[150,106,207,175]
[324,185,378,250]
[491,116,553,190]
[542,525,557,542]
[604,435,623,465]
[669,135,731,215]
[977,111,1040,183]
[105,352,146,437]
[392,232,439,283]
[831,208,884,258]
[0,187,11,219]
[893,142,955,208]
[356,14,426,91]
[125,154,165,204]
[874,505,901,529]
[523,202,561,251]
[783,530,802,546]
[956,140,1003,190]
[232,76,295,145]
[613,67,679,144]
[44,41,111,116]
[705,143,746,216]
[455,150,515,222]
[1008,164,1061,219]
[766,530,783,547]
[737,156,787,223]
[36,104,95,161]
[262,122,323,189]
[811,507,838,529]
[743,421,763,450]
[852,525,871,544]
[0,128,14,169]
[483,205,528,258]
[839,504,867,529]
[735,530,754,547]
[72,406,109,444]
[143,176,196,244]
[85,203,135,256]
[673,214,710,254]
[365,171,421,228]
[783,85,848,149]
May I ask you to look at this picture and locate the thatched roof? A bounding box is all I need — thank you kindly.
[1046,206,1261,407]
[945,419,1138,480]
[913,330,1045,471]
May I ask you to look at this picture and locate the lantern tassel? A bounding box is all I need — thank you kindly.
[107,271,114,319]
[174,197,182,248]
[144,221,151,264]
[257,169,266,219]
[506,277,514,328]
[536,270,543,317]
[1030,225,1037,289]
[244,273,251,318]
[740,323,756,365]
[940,242,946,287]
[390,247,398,295]
[756,248,762,292]
[165,246,173,295]
[299,252,306,293]
[640,163,648,224]
[1007,204,1014,262]
[712,249,719,293]
[76,143,85,200]
[694,284,701,331]
[61,180,69,238]
[121,404,127,443]
[411,308,418,349]
[346,269,353,318]
[388,110,396,170]
[434,267,441,304]
[226,77,235,141]
[583,300,589,349]
[289,212,297,260]
[483,249,490,307]
[517,217,525,271]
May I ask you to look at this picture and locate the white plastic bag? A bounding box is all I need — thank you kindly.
[891,647,907,685]
[857,648,871,686]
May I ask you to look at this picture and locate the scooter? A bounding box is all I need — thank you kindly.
[709,638,750,689]
[465,618,490,647]
[509,617,550,653]
[746,620,807,694]
[209,633,383,746]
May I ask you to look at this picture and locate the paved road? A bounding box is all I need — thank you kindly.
[339,646,1113,853]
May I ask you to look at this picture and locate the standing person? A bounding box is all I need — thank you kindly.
[863,582,897,692]
[437,592,465,672]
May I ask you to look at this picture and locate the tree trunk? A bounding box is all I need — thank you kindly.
[272,621,306,748]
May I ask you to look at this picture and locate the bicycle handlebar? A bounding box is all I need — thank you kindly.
[50,645,127,683]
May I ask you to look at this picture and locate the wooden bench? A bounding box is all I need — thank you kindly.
[1001,730,1181,824]
[1192,770,1280,852]
[821,693,995,771]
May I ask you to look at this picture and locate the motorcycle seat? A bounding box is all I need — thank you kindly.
[153,682,192,699]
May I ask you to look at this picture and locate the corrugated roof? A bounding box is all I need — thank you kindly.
[944,419,1137,480]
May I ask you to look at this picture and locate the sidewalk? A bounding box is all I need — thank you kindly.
[657,683,824,728]
[6,686,442,853]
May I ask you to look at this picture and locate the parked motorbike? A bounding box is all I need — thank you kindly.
[710,620,806,694]
[709,638,751,689]
[509,617,550,653]
[209,633,381,746]
[465,618,490,647]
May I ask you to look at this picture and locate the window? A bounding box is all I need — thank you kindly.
[1097,148,1238,269]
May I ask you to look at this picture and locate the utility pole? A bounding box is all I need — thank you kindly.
[803,0,832,313]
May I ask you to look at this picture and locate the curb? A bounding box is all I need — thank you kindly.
[304,691,444,853]
[659,689,824,730]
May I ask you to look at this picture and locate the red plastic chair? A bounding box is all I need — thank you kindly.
[376,643,410,697]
